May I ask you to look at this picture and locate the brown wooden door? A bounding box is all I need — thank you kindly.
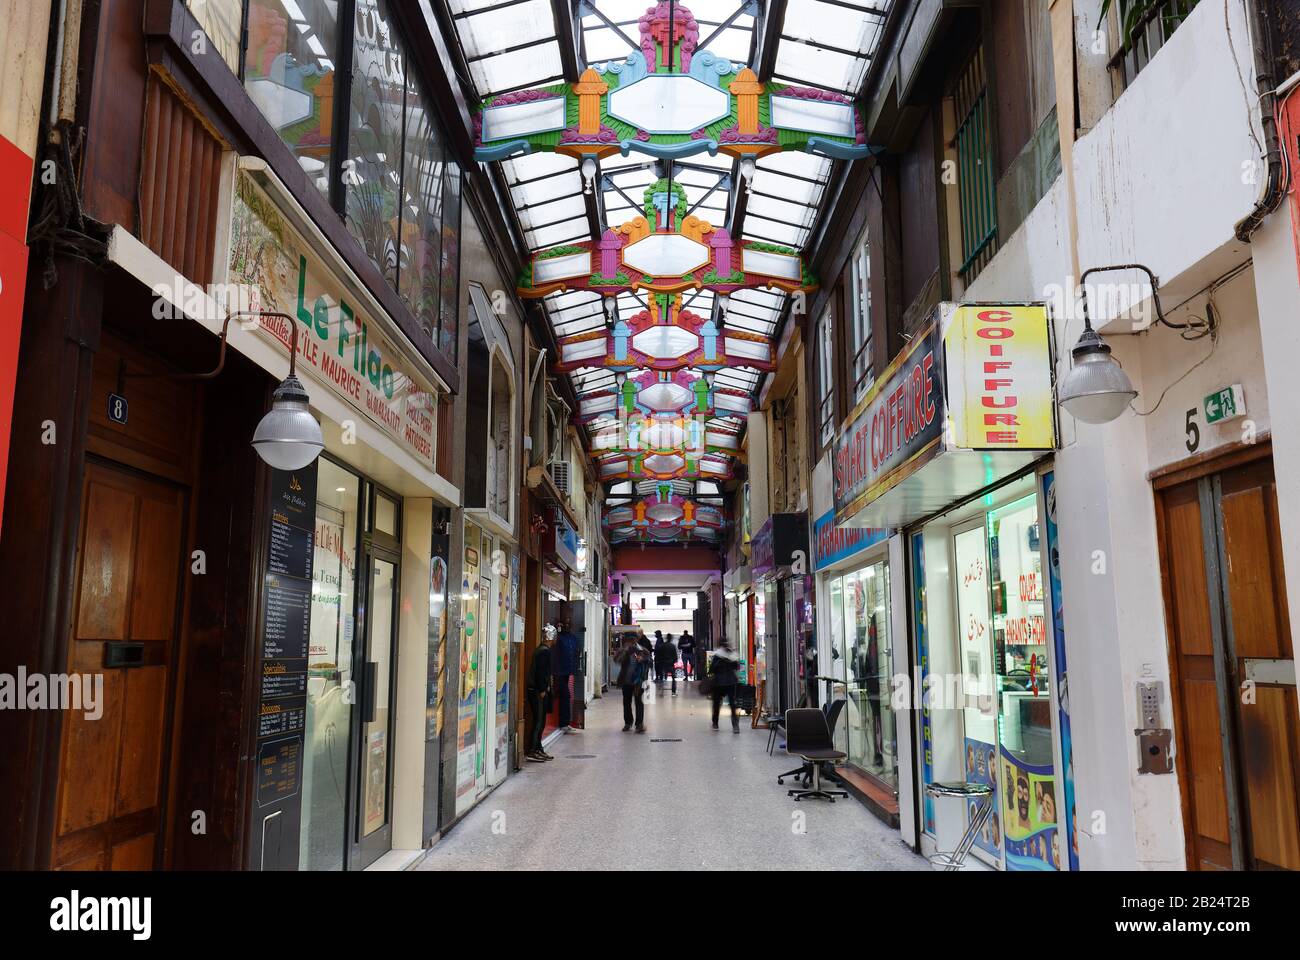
[51,460,186,870]
[1158,453,1300,871]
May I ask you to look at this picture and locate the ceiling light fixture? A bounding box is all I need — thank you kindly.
[738,156,756,193]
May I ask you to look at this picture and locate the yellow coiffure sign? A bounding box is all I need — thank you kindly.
[943,303,1056,451]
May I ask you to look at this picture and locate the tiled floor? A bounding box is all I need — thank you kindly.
[416,683,928,871]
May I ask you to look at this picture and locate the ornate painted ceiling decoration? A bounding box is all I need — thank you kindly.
[555,290,774,374]
[604,487,727,544]
[576,368,752,423]
[473,3,880,168]
[519,178,817,301]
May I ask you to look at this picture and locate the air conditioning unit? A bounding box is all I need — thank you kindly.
[549,460,571,495]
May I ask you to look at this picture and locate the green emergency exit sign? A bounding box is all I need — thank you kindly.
[1204,384,1246,424]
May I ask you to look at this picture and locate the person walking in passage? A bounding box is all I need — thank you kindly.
[709,637,741,733]
[678,630,696,680]
[615,633,651,733]
[553,618,581,734]
[654,632,678,697]
[525,630,555,762]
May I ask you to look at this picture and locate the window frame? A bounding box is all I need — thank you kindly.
[847,231,874,404]
[815,304,837,451]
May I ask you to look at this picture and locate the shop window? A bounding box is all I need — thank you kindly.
[398,69,446,343]
[815,307,836,449]
[244,0,342,199]
[345,0,406,287]
[374,492,399,537]
[439,162,463,361]
[824,560,895,786]
[488,355,515,522]
[847,235,874,403]
[914,479,1059,870]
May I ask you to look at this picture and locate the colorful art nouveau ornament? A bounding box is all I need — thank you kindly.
[474,3,880,166]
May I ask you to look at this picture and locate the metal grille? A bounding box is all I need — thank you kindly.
[1107,0,1201,90]
[953,46,998,283]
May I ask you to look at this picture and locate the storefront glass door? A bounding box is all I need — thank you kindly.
[953,521,1000,864]
[301,459,359,871]
[911,474,1061,870]
[842,561,895,786]
[356,550,399,867]
[301,460,403,871]
[988,494,1056,869]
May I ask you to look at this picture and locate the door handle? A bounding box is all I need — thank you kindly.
[364,661,378,724]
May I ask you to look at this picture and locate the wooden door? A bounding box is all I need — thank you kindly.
[51,460,186,870]
[1158,453,1300,871]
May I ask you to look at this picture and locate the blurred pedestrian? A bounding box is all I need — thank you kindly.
[709,637,741,733]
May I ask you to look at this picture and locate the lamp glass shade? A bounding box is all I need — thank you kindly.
[252,377,325,471]
[1058,349,1137,424]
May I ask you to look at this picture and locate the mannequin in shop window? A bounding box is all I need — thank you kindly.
[863,615,883,769]
[802,641,818,708]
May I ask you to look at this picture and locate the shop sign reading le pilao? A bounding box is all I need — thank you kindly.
[833,302,1056,527]
[228,171,437,470]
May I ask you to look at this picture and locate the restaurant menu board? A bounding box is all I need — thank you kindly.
[257,464,318,812]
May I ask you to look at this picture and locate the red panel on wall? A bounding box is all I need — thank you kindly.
[0,135,34,535]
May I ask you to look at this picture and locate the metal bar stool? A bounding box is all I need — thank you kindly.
[925,782,994,871]
[764,714,784,755]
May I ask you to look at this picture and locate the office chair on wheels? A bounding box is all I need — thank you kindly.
[781,708,848,801]
[777,698,845,786]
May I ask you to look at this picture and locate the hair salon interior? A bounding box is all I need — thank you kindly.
[2,0,1300,875]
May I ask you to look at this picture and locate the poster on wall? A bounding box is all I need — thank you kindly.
[1042,471,1079,870]
[1000,750,1061,871]
[427,528,449,743]
[953,527,992,705]
[364,728,388,835]
[495,555,512,773]
[965,737,1002,857]
[455,527,482,801]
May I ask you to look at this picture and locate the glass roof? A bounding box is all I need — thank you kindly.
[441,0,894,534]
